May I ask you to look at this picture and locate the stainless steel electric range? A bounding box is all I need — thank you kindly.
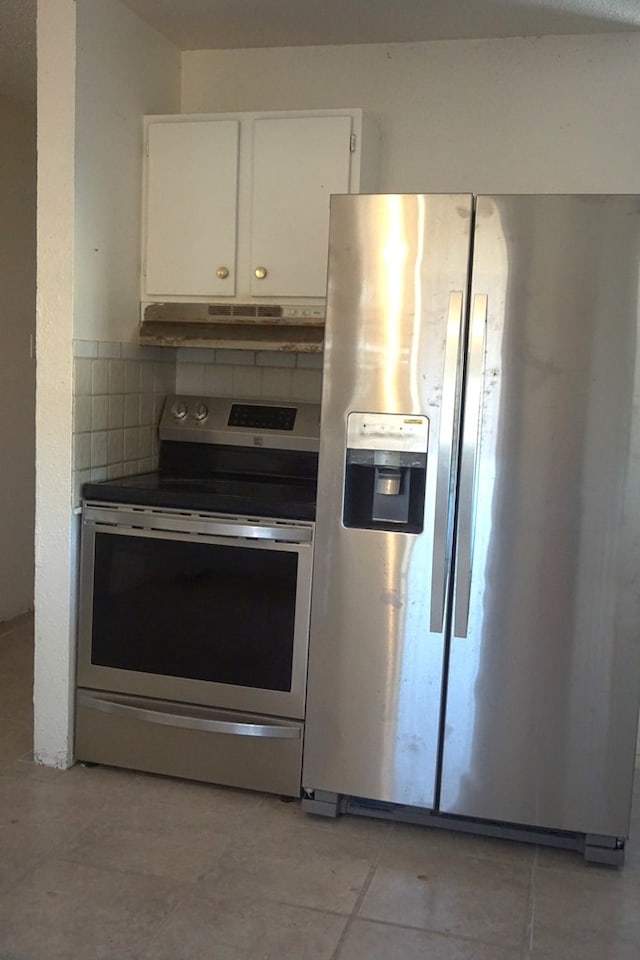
[76,394,320,796]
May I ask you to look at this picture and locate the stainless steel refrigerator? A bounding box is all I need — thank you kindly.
[302,194,640,864]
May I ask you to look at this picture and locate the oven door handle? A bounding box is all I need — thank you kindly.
[78,693,301,739]
[86,508,313,544]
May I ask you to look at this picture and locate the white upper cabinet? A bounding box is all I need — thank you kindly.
[142,109,379,304]
[249,116,352,298]
[144,120,240,298]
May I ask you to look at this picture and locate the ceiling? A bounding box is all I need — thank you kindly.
[121,0,640,50]
[2,0,640,105]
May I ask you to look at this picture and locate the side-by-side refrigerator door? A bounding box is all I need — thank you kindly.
[303,193,473,809]
[440,194,640,837]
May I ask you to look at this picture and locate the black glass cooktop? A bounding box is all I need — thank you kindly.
[82,471,317,521]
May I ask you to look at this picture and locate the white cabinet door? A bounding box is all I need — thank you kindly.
[249,116,353,297]
[144,120,239,298]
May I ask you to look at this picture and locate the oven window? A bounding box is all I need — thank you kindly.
[90,532,298,691]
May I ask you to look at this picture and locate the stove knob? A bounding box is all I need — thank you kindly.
[170,400,188,420]
[191,402,209,422]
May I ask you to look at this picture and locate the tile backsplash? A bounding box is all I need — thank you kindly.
[175,348,323,401]
[72,340,176,507]
[72,341,324,507]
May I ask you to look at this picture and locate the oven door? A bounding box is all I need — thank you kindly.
[77,502,314,720]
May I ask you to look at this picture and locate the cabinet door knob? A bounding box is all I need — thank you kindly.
[254,266,268,280]
[216,266,229,280]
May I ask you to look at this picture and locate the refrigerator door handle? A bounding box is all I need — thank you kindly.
[430,290,464,633]
[454,293,488,638]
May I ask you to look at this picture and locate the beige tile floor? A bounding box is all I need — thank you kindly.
[0,612,638,959]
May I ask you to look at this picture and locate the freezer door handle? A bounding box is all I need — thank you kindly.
[454,293,488,638]
[430,291,464,633]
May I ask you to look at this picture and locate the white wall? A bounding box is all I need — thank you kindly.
[34,0,180,768]
[182,33,640,194]
[74,0,181,343]
[35,0,77,768]
[0,94,35,622]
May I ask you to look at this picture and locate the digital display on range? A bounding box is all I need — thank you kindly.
[228,404,297,431]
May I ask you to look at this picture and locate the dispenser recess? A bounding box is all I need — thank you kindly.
[342,412,429,533]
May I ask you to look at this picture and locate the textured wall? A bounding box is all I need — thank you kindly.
[34,0,181,768]
[0,94,35,622]
[182,33,640,194]
[74,0,181,343]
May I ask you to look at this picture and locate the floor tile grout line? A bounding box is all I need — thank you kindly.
[525,845,539,957]
[327,817,400,960]
[330,818,538,956]
[0,848,54,904]
[333,910,537,953]
[132,878,201,960]
[328,817,531,959]
[329,861,378,960]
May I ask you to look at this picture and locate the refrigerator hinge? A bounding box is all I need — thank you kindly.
[584,833,625,866]
[301,789,342,817]
[349,133,357,153]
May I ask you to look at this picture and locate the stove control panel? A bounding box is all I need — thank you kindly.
[228,403,297,431]
[159,395,320,452]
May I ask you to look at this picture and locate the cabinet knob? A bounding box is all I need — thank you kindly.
[216,266,229,280]
[254,266,268,280]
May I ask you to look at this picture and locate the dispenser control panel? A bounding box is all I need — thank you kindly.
[346,412,429,453]
[343,412,429,533]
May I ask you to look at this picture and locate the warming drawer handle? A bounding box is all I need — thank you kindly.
[78,693,301,740]
[430,291,464,634]
[453,293,488,638]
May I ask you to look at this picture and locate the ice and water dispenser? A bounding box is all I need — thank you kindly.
[342,412,429,533]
